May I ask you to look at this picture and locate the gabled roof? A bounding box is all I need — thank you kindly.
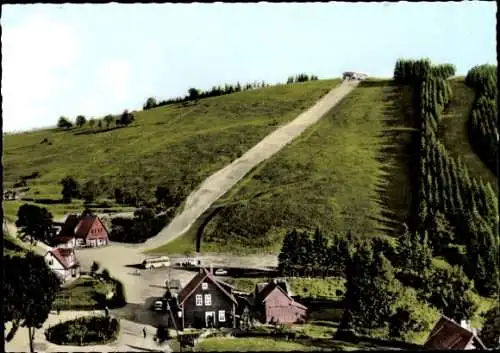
[58,215,80,238]
[47,248,79,270]
[257,282,307,310]
[57,214,109,240]
[424,316,486,350]
[177,268,237,305]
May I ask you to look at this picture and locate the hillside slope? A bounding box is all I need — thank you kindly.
[152,80,416,255]
[3,79,338,220]
[439,78,497,190]
[142,80,359,251]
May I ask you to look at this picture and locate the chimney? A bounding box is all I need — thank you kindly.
[209,264,213,274]
[460,320,470,330]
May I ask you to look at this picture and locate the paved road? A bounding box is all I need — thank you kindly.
[142,79,359,251]
[5,310,171,352]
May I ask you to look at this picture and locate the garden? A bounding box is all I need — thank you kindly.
[45,315,120,346]
[53,270,126,310]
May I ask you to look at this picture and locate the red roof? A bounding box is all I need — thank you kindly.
[424,316,486,350]
[177,268,237,305]
[48,248,79,270]
[57,214,108,240]
[258,282,307,311]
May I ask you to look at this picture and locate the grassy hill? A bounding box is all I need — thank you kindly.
[439,77,498,190]
[154,80,416,255]
[3,79,338,221]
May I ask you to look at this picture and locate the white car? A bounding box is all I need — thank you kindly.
[153,300,164,311]
[214,268,227,276]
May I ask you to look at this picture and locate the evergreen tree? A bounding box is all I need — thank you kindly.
[338,240,400,334]
[426,211,454,254]
[278,229,298,276]
[428,266,477,322]
[479,304,500,349]
[311,227,329,277]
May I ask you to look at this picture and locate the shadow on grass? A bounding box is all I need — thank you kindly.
[72,125,129,136]
[370,85,415,238]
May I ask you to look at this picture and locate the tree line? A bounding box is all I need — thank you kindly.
[59,175,182,211]
[278,227,477,334]
[143,73,320,111]
[286,73,319,84]
[465,64,498,176]
[57,110,135,130]
[393,58,499,298]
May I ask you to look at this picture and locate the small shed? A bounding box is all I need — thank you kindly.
[255,281,307,324]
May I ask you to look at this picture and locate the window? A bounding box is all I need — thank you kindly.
[204,294,212,306]
[218,310,226,322]
[202,282,208,290]
[195,294,203,306]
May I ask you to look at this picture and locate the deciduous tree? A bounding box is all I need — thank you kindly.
[76,115,87,127]
[3,253,61,352]
[15,204,55,245]
[60,176,80,203]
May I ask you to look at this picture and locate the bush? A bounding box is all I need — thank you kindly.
[45,315,119,346]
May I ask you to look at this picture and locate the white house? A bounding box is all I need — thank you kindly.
[44,247,80,282]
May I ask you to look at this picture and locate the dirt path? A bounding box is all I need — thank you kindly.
[142,80,359,250]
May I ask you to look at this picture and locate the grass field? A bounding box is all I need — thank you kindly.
[3,80,339,222]
[439,78,497,191]
[53,276,115,310]
[164,80,416,254]
[194,336,327,352]
[224,276,345,299]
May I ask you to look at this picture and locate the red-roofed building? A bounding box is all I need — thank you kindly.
[424,316,486,350]
[44,247,80,282]
[254,280,307,324]
[55,214,109,248]
[177,268,238,329]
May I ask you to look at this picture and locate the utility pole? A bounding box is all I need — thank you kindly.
[166,300,182,353]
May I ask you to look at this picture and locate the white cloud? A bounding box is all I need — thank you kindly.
[2,14,79,131]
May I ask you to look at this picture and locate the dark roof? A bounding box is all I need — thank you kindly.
[424,316,486,350]
[177,268,237,305]
[257,282,307,311]
[47,248,79,270]
[58,215,80,238]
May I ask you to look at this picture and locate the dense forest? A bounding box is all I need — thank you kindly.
[465,64,498,176]
[278,59,499,339]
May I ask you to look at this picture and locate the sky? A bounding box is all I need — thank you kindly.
[1,2,497,133]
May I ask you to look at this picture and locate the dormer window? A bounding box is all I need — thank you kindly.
[202,282,208,290]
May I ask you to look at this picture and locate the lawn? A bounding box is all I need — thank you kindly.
[194,336,327,352]
[4,79,339,223]
[165,80,415,254]
[53,275,116,310]
[439,78,497,191]
[223,276,345,300]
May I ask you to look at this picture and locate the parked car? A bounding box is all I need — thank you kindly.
[214,268,228,276]
[153,300,164,312]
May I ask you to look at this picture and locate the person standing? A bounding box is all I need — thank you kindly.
[143,327,147,339]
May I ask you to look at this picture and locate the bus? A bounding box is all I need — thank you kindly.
[142,256,171,269]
